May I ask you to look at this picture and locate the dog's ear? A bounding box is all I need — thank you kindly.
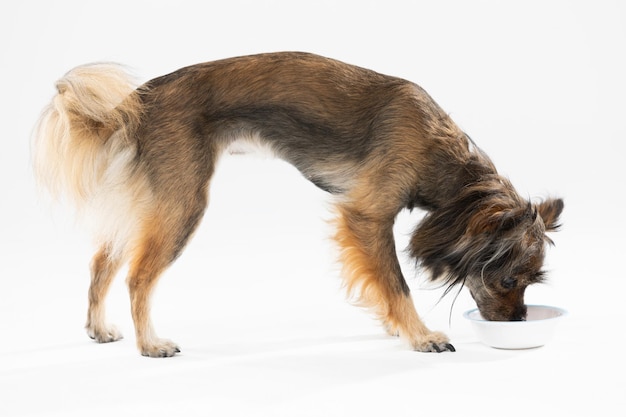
[536,198,564,232]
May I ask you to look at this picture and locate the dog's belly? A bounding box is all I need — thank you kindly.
[224,135,356,195]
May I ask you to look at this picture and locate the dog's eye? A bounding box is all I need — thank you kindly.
[501,277,517,289]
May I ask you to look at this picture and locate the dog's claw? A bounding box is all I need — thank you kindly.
[412,331,455,353]
[433,343,454,353]
[430,342,455,353]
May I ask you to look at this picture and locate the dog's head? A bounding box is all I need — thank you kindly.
[410,177,563,321]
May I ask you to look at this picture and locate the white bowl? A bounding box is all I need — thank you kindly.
[463,305,567,349]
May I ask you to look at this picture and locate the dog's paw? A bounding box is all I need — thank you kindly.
[412,331,456,353]
[86,324,123,343]
[140,339,181,358]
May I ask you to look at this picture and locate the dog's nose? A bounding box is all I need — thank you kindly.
[510,305,527,321]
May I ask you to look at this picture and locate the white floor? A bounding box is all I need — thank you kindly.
[1,1,624,416]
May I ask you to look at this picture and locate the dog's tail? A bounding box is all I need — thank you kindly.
[33,63,142,204]
[33,63,149,257]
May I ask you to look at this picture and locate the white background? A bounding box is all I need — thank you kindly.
[1,1,624,416]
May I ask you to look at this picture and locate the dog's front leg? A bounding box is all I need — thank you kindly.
[334,204,455,353]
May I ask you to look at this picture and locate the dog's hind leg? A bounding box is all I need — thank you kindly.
[124,202,208,357]
[334,203,455,353]
[86,245,124,343]
[123,157,212,358]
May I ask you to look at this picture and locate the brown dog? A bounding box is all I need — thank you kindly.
[33,52,563,357]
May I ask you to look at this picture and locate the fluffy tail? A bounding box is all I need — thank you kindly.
[33,63,149,258]
[32,63,142,204]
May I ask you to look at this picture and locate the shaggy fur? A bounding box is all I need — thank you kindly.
[33,52,563,357]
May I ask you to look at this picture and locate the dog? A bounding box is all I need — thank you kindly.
[33,52,563,357]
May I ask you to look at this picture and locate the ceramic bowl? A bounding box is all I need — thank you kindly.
[463,305,567,349]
